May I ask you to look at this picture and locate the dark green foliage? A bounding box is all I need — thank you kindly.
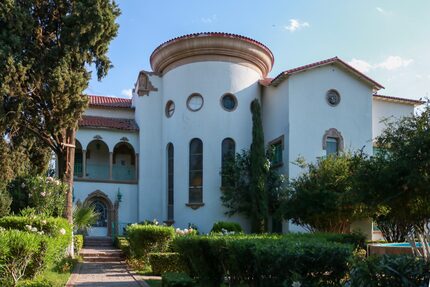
[210,221,243,233]
[149,253,187,275]
[114,236,130,257]
[350,255,430,287]
[73,235,83,256]
[173,234,354,287]
[73,204,99,234]
[0,188,12,217]
[354,105,430,241]
[161,272,195,287]
[17,280,53,287]
[282,153,366,233]
[249,99,268,233]
[126,224,175,262]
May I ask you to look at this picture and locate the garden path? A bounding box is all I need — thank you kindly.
[66,237,149,287]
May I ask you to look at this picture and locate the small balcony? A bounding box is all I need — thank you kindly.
[74,139,138,184]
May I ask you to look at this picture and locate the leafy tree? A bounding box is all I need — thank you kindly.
[0,0,120,223]
[281,153,366,233]
[355,104,430,242]
[221,102,287,233]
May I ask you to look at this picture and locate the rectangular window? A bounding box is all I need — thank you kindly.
[326,137,338,156]
[269,135,284,167]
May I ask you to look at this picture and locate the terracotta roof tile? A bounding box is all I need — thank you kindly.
[79,115,139,131]
[269,57,384,90]
[87,95,133,109]
[373,94,425,106]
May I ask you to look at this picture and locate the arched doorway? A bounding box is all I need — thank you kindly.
[84,191,117,237]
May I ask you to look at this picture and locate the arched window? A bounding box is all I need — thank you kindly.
[112,142,136,181]
[221,138,235,187]
[86,140,110,180]
[74,140,83,177]
[322,128,344,156]
[189,138,203,203]
[167,143,174,221]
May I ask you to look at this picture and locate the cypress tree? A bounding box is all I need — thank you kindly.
[249,99,268,233]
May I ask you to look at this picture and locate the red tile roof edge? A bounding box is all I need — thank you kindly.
[269,57,384,89]
[373,94,425,106]
[150,32,274,64]
[79,115,139,132]
[87,94,133,109]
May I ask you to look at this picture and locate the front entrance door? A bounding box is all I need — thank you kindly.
[88,199,108,237]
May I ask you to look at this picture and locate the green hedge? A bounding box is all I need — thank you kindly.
[74,234,84,256]
[174,234,354,287]
[17,280,53,287]
[350,255,430,287]
[149,252,187,275]
[210,221,243,234]
[161,272,195,287]
[114,236,130,257]
[126,224,175,262]
[0,216,72,268]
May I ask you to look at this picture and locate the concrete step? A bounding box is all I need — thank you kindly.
[80,252,123,258]
[83,256,123,263]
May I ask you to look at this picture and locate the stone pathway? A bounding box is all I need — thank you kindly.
[66,237,149,287]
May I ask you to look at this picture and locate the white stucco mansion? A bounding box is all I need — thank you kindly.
[72,32,423,238]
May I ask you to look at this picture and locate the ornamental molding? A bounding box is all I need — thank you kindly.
[322,128,344,150]
[135,71,158,96]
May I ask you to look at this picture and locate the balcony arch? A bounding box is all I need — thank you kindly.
[86,140,110,180]
[112,142,137,181]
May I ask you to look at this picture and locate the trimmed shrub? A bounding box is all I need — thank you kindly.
[149,252,187,275]
[0,230,45,286]
[350,255,430,287]
[210,221,243,234]
[0,216,72,266]
[126,224,175,261]
[162,272,195,287]
[174,234,354,287]
[114,236,130,257]
[74,234,84,256]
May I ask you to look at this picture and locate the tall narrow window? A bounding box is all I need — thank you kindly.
[326,137,338,156]
[167,143,174,221]
[221,138,236,187]
[189,138,203,203]
[269,135,284,167]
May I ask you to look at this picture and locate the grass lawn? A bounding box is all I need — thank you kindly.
[146,279,162,287]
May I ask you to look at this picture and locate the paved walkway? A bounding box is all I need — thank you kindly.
[66,237,149,287]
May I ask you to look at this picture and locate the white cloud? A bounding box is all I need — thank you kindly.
[376,56,413,70]
[348,58,373,73]
[201,14,217,24]
[376,7,392,15]
[284,19,310,32]
[121,88,133,98]
[348,56,413,73]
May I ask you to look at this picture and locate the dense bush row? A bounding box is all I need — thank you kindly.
[210,221,243,234]
[173,234,354,287]
[126,224,175,262]
[149,252,187,275]
[0,216,72,286]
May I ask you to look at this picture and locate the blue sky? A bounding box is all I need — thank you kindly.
[86,0,430,101]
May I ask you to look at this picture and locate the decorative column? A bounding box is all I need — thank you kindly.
[82,150,87,178]
[109,152,113,180]
[135,153,139,181]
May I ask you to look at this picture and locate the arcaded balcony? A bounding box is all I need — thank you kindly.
[74,139,138,184]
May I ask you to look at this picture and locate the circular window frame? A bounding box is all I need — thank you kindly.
[220,93,238,112]
[165,100,175,118]
[326,89,341,107]
[186,93,204,112]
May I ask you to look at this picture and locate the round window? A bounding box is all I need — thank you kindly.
[187,93,204,111]
[165,100,175,118]
[326,90,341,106]
[221,93,237,111]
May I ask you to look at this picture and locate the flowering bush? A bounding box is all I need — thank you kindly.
[9,176,67,217]
[175,228,197,236]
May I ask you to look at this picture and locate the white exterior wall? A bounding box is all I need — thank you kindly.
[73,181,138,233]
[160,62,261,233]
[84,107,135,119]
[372,99,415,139]
[133,75,163,223]
[286,65,373,232]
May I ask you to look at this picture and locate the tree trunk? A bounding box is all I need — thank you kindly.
[57,128,76,224]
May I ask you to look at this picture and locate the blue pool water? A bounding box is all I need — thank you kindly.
[381,242,426,247]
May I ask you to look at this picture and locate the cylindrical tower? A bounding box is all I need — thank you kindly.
[138,33,274,232]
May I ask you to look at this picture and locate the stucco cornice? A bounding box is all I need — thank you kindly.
[150,33,274,77]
